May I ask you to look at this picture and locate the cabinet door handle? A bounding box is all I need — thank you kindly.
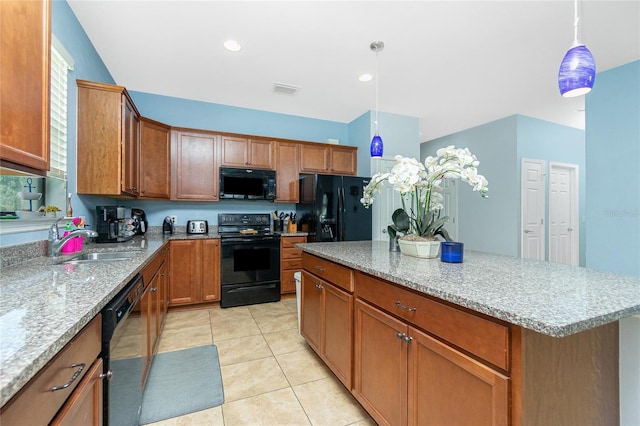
[395,301,417,312]
[51,363,86,391]
[403,335,413,343]
[100,370,114,381]
[151,287,158,292]
[396,332,413,343]
[314,282,323,290]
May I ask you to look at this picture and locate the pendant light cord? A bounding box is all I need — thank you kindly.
[375,49,380,135]
[573,0,580,45]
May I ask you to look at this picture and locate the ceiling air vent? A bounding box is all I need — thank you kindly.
[273,82,300,95]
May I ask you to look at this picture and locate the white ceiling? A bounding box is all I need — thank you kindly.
[68,1,640,142]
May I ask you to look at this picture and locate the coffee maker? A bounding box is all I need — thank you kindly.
[95,206,135,243]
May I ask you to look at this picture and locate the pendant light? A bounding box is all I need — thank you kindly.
[558,0,596,97]
[370,41,384,158]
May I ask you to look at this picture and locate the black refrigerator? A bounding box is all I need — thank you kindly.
[296,174,372,242]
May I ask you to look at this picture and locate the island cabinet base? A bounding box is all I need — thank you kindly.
[300,253,621,426]
[512,322,619,426]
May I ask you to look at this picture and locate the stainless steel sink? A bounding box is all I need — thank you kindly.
[63,251,140,264]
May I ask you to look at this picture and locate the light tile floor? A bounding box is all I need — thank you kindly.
[148,298,377,426]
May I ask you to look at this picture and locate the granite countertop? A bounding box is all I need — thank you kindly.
[298,241,640,338]
[0,232,220,407]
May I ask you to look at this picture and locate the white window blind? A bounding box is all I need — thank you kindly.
[49,38,73,180]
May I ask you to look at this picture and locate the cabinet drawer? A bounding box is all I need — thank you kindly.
[1,315,102,425]
[282,236,306,248]
[282,247,303,260]
[282,258,303,270]
[303,253,353,292]
[281,269,298,293]
[141,247,167,284]
[355,272,509,370]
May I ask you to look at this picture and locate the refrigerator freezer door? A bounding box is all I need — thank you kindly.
[340,176,372,241]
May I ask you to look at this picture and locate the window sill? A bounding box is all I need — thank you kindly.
[0,218,56,235]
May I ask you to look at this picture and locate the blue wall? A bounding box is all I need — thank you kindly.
[421,115,586,261]
[421,116,519,256]
[586,60,640,276]
[130,91,349,145]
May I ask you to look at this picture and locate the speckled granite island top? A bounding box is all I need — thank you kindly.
[0,232,219,407]
[298,241,640,338]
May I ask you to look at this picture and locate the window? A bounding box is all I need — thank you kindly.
[49,37,73,180]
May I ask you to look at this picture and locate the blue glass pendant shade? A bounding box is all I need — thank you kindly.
[558,44,596,97]
[370,135,384,157]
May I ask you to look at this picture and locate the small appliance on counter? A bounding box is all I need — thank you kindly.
[162,216,174,234]
[187,220,208,234]
[131,208,148,235]
[95,206,136,243]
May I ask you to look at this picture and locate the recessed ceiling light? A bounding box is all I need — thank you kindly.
[359,74,373,82]
[224,40,242,52]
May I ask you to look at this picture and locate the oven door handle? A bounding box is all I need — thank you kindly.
[221,236,280,243]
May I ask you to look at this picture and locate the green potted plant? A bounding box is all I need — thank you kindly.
[361,146,489,258]
[43,205,61,218]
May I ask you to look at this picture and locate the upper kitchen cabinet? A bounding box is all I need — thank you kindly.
[0,0,50,173]
[76,80,140,196]
[220,136,274,169]
[275,141,299,202]
[139,117,170,199]
[171,129,219,201]
[328,145,357,175]
[299,143,357,176]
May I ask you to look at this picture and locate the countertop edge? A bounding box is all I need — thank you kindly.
[297,242,640,338]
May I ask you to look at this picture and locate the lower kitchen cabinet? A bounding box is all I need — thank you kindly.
[280,235,306,294]
[301,269,353,389]
[140,246,169,384]
[169,239,220,305]
[354,299,508,426]
[0,315,102,426]
[50,358,104,426]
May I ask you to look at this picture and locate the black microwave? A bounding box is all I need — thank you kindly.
[219,167,277,200]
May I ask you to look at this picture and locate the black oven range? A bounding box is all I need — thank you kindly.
[218,213,281,308]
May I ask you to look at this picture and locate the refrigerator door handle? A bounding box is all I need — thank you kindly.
[340,185,346,240]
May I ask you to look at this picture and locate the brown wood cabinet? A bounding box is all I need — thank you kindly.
[301,254,618,426]
[299,143,357,175]
[221,136,274,169]
[280,235,306,293]
[354,298,508,426]
[0,315,102,426]
[76,80,141,196]
[275,141,300,202]
[50,358,104,426]
[139,118,171,199]
[140,246,169,384]
[301,253,353,389]
[0,0,50,173]
[171,129,219,200]
[169,239,220,305]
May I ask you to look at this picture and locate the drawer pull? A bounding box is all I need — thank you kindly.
[150,287,158,292]
[51,363,85,392]
[395,300,417,312]
[289,263,299,267]
[314,265,325,272]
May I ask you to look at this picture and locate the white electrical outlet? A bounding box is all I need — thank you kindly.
[169,215,177,225]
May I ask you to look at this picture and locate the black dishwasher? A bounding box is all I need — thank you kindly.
[101,273,145,426]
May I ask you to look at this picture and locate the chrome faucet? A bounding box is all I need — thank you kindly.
[48,218,98,258]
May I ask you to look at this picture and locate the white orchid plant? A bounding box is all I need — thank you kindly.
[361,145,489,241]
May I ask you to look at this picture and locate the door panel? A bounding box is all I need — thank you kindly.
[549,162,579,266]
[521,159,546,260]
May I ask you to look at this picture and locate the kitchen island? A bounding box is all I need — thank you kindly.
[297,241,640,426]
